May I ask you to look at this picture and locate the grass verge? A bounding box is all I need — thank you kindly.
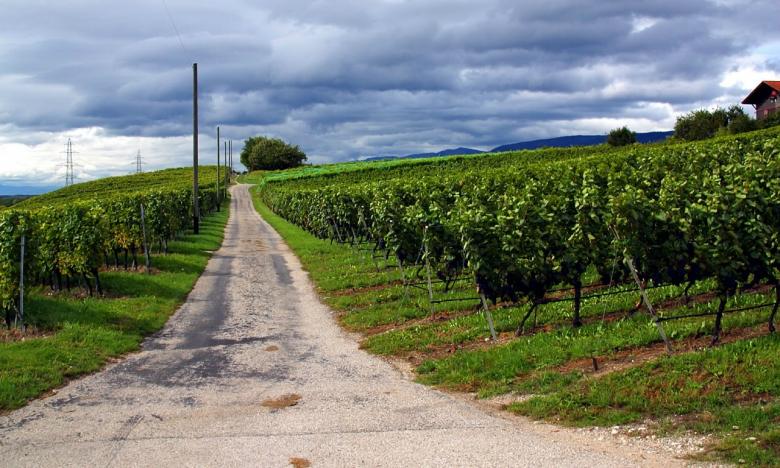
[510,334,780,466]
[0,201,230,411]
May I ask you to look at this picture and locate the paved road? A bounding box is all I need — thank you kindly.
[0,185,679,467]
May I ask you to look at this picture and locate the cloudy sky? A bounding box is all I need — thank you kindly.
[1,0,779,193]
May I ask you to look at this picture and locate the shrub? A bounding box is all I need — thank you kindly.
[607,127,637,147]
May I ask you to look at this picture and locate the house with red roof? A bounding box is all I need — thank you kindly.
[742,81,780,120]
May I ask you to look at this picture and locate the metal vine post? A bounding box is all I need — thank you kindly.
[140,204,151,274]
[479,293,498,341]
[423,226,435,318]
[625,255,673,354]
[19,234,25,331]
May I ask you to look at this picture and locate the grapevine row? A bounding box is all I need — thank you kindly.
[260,129,780,342]
[0,167,224,324]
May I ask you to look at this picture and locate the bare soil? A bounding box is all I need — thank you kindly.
[261,393,302,409]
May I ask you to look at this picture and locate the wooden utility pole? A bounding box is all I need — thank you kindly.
[216,126,221,209]
[192,62,200,234]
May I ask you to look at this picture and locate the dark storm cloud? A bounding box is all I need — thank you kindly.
[1,0,779,167]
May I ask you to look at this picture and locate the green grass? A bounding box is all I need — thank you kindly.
[362,280,716,355]
[510,335,780,466]
[0,201,230,411]
[415,293,774,396]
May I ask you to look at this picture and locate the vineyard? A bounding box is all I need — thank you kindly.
[0,167,229,326]
[0,167,231,410]
[249,126,780,464]
[259,128,780,343]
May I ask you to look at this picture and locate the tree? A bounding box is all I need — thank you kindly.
[240,136,307,171]
[758,111,780,130]
[606,126,637,147]
[674,109,725,141]
[674,105,756,141]
[728,112,757,134]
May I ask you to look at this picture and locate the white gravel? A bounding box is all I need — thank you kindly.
[0,185,698,467]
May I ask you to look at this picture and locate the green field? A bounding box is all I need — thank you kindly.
[15,167,222,209]
[0,196,31,209]
[244,127,780,465]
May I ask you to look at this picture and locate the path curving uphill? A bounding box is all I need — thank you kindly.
[0,185,679,467]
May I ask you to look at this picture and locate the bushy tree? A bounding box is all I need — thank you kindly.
[674,105,756,141]
[728,112,757,134]
[240,136,307,171]
[606,126,637,147]
[674,109,725,141]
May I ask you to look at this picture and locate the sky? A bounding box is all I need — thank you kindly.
[1,0,779,194]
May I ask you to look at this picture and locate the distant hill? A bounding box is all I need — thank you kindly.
[0,195,32,207]
[363,146,483,162]
[403,147,483,159]
[491,131,673,152]
[0,184,59,196]
[362,131,673,161]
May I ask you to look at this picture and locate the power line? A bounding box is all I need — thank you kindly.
[161,0,187,55]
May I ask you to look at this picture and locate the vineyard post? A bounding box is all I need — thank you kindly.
[224,141,228,198]
[350,226,358,246]
[479,293,498,341]
[140,204,151,274]
[357,216,378,270]
[216,126,221,210]
[625,256,672,354]
[192,62,200,234]
[19,234,25,331]
[397,260,410,303]
[330,219,344,243]
[423,227,436,318]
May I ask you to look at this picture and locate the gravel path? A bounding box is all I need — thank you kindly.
[0,185,685,467]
